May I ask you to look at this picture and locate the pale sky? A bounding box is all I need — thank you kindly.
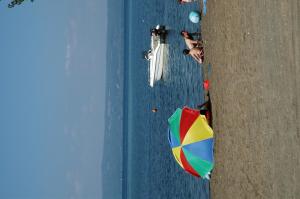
[0,1,107,199]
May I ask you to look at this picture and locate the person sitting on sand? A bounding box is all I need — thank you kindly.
[178,0,197,4]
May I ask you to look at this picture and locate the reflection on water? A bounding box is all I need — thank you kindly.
[162,44,170,81]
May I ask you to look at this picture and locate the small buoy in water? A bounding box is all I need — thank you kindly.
[189,11,200,23]
[203,80,210,90]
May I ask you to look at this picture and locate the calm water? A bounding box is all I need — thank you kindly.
[103,0,210,198]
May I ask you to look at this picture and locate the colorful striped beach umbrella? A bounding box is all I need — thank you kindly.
[168,107,214,179]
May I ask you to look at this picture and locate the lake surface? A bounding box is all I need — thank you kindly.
[103,0,210,198]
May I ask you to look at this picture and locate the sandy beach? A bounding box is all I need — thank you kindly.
[201,0,300,198]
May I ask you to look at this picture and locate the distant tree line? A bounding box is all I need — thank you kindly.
[1,0,34,8]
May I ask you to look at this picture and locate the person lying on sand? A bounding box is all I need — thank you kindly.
[197,91,212,126]
[178,0,197,4]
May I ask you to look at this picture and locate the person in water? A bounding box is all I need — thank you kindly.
[181,31,203,49]
[183,47,204,64]
[181,31,204,64]
[152,108,158,113]
[178,0,197,4]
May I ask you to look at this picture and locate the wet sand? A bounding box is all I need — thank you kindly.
[201,0,300,198]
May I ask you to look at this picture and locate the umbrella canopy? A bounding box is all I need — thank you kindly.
[168,107,214,179]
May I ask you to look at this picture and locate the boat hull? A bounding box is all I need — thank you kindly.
[149,43,165,87]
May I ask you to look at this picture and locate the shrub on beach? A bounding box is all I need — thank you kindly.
[1,0,34,8]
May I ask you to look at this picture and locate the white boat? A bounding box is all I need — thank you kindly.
[145,25,167,87]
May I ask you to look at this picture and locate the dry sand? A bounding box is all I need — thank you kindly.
[201,0,300,198]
